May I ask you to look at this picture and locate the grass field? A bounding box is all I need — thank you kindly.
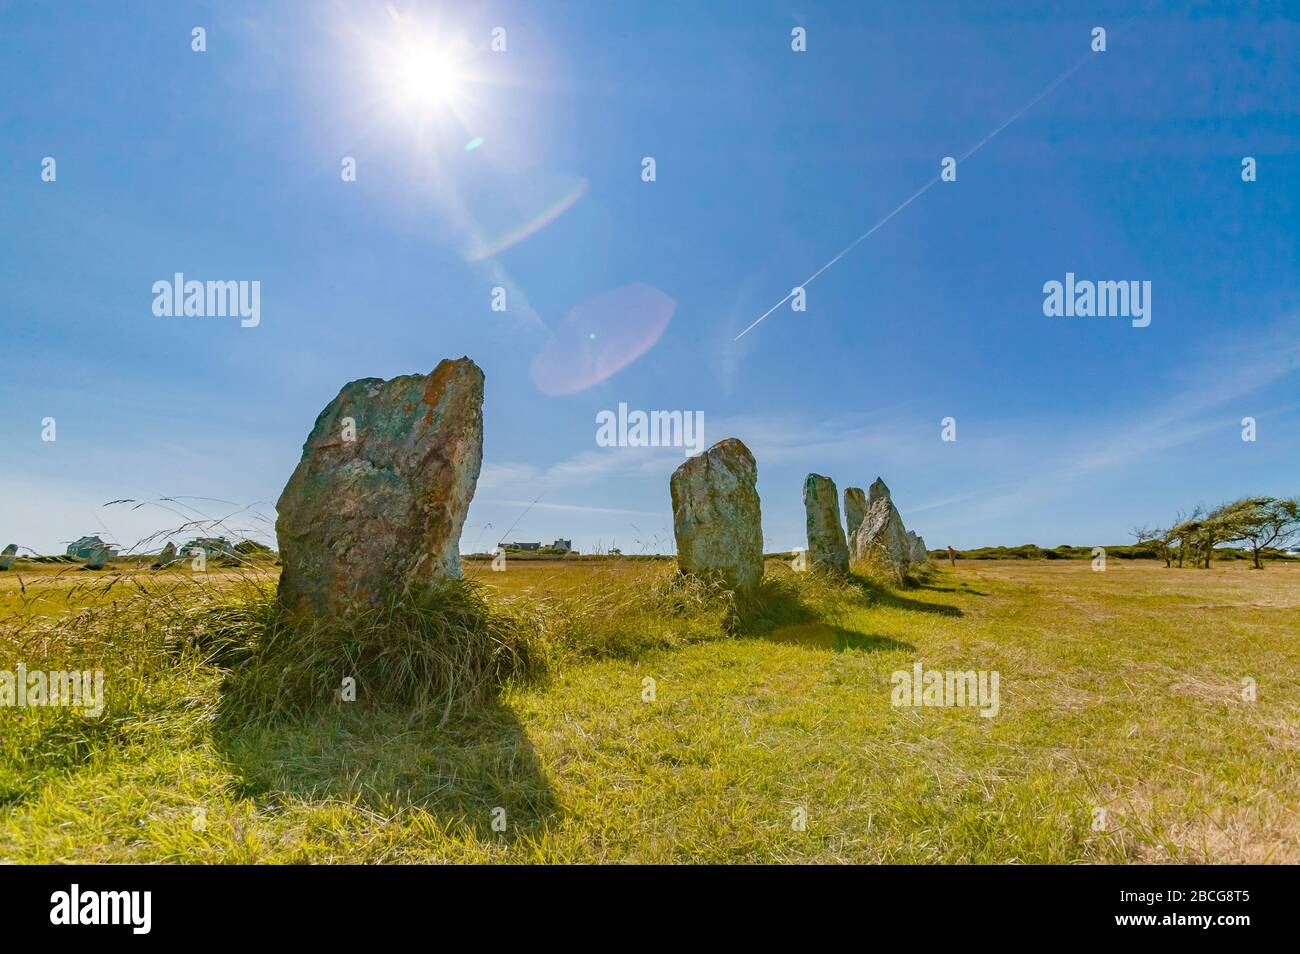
[2,556,1297,863]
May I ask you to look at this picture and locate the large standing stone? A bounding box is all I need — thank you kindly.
[0,544,16,571]
[803,474,849,573]
[844,486,867,537]
[152,542,178,569]
[851,477,913,576]
[670,438,763,592]
[276,357,485,618]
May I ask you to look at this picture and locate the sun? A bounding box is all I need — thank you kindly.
[391,42,466,110]
[365,24,481,125]
[329,7,492,143]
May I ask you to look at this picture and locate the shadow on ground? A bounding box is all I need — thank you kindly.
[737,573,918,652]
[911,576,988,597]
[214,697,559,843]
[764,621,914,653]
[846,575,965,617]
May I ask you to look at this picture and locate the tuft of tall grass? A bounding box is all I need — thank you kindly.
[218,578,544,729]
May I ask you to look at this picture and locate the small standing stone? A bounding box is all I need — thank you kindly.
[153,542,178,569]
[0,544,16,571]
[851,477,913,577]
[804,474,849,573]
[844,486,867,538]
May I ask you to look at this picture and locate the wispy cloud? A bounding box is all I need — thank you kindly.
[935,316,1300,521]
[477,444,686,495]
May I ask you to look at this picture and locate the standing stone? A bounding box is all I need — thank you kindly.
[803,474,849,573]
[844,486,867,538]
[851,477,913,577]
[908,532,928,564]
[276,357,485,618]
[670,438,763,592]
[0,544,16,571]
[152,542,178,569]
[85,545,109,570]
[867,477,889,506]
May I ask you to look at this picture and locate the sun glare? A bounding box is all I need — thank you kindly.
[393,44,465,109]
[337,7,493,145]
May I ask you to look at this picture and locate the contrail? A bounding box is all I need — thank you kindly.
[734,49,1098,341]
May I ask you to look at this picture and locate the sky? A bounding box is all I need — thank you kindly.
[1,0,1297,557]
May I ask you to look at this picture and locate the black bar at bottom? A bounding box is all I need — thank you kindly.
[0,863,1279,940]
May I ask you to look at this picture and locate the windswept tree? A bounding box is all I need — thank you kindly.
[1193,503,1243,569]
[1131,524,1175,567]
[1141,499,1298,570]
[1169,506,1205,569]
[1213,496,1300,569]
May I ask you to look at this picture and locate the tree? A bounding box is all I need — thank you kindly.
[1214,496,1300,569]
[1194,502,1240,569]
[1131,524,1174,567]
[1169,506,1204,569]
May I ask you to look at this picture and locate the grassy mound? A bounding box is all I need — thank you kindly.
[218,580,543,728]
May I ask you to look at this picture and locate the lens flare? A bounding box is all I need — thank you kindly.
[530,283,676,396]
[463,177,588,262]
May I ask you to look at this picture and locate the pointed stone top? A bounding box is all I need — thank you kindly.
[868,477,891,502]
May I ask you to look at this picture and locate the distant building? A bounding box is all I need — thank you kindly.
[179,536,237,558]
[66,536,118,559]
[499,538,575,554]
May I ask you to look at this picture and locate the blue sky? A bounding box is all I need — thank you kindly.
[2,0,1297,556]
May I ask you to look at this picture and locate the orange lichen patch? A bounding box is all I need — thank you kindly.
[422,359,458,406]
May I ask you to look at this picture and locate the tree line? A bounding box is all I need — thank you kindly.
[1133,496,1300,569]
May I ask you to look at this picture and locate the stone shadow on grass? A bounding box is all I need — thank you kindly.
[215,698,559,844]
[918,580,988,597]
[845,574,964,617]
[763,621,914,654]
[904,570,988,598]
[735,575,916,653]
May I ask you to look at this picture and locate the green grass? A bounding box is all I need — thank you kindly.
[2,557,1298,863]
